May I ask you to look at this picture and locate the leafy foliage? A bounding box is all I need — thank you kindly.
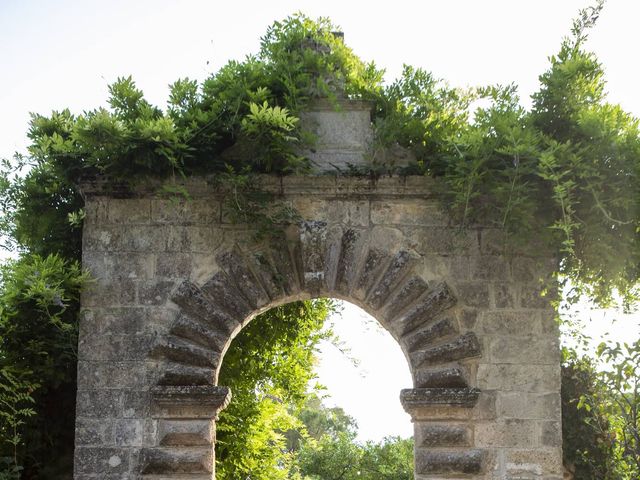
[527,0,639,307]
[22,14,381,184]
[215,299,334,479]
[562,339,640,479]
[562,351,616,478]
[0,255,86,477]
[296,430,413,480]
[586,340,640,477]
[370,1,638,308]
[289,393,413,480]
[0,368,37,470]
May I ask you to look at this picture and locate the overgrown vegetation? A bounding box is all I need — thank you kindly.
[562,342,640,479]
[215,300,333,478]
[0,1,638,477]
[0,255,86,477]
[215,301,413,479]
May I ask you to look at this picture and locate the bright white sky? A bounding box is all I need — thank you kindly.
[1,0,639,441]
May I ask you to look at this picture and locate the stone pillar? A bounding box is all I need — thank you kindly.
[141,386,230,477]
[401,388,484,477]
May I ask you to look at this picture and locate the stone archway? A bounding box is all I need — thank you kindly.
[144,224,483,476]
[74,174,563,479]
[74,97,563,480]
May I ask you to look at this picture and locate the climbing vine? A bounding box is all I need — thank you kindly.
[8,6,637,307]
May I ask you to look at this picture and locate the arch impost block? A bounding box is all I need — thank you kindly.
[151,385,231,419]
[140,446,213,475]
[415,448,485,475]
[400,388,480,413]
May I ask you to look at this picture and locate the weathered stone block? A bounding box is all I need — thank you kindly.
[293,198,370,227]
[489,336,559,364]
[367,250,418,310]
[475,419,538,447]
[299,99,373,172]
[329,227,360,295]
[410,333,481,368]
[415,423,471,447]
[115,419,145,447]
[83,225,124,252]
[170,314,228,352]
[156,253,194,278]
[497,392,560,420]
[165,226,222,253]
[78,334,155,361]
[407,227,477,256]
[84,197,109,224]
[75,417,114,446]
[200,273,252,325]
[119,225,168,252]
[217,249,269,309]
[459,308,479,329]
[138,280,177,306]
[505,448,564,476]
[414,367,468,389]
[415,448,484,475]
[158,419,213,446]
[79,308,148,337]
[493,283,517,308]
[150,337,219,370]
[540,421,562,447]
[394,282,457,335]
[477,364,560,392]
[107,199,151,224]
[81,278,137,307]
[455,282,491,309]
[473,390,497,421]
[122,391,151,418]
[381,276,430,319]
[151,199,219,224]
[401,388,480,412]
[74,447,131,474]
[95,253,156,281]
[77,361,148,390]
[403,317,456,351]
[172,279,242,335]
[75,390,122,418]
[140,447,213,474]
[244,249,287,300]
[150,385,231,419]
[471,256,509,281]
[371,200,448,226]
[477,310,540,336]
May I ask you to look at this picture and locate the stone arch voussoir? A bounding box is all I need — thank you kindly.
[144,221,485,477]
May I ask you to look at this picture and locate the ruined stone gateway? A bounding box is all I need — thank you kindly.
[74,102,563,479]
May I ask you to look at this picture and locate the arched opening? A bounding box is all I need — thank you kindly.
[213,297,414,478]
[145,224,485,478]
[315,301,413,441]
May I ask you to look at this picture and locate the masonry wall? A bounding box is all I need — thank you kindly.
[75,175,563,479]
